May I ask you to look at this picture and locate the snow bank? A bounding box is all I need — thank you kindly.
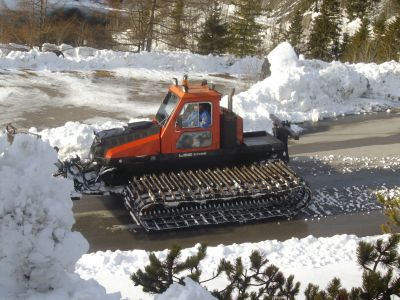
[76,234,383,300]
[0,133,119,299]
[222,42,400,131]
[0,46,262,77]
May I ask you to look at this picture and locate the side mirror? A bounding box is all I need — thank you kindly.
[176,116,183,128]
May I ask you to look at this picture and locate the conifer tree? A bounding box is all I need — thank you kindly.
[382,16,400,61]
[342,18,371,62]
[370,14,387,62]
[370,14,400,63]
[324,0,341,59]
[308,0,342,61]
[286,10,303,54]
[211,251,300,299]
[338,32,350,60]
[346,0,373,20]
[307,14,331,60]
[197,1,228,55]
[374,16,386,36]
[169,0,186,49]
[314,0,320,12]
[229,0,263,57]
[131,244,207,293]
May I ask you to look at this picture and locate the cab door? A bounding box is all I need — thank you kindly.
[171,101,218,153]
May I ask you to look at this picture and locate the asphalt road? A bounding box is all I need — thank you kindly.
[290,111,400,157]
[73,112,400,252]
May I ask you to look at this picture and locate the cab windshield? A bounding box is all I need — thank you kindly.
[155,92,179,126]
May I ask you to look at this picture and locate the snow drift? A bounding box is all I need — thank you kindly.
[0,133,118,299]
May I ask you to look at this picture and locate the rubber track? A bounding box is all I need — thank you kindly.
[123,160,312,231]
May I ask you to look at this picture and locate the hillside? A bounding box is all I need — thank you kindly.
[262,0,400,47]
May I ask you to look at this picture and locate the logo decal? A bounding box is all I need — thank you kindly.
[178,152,207,158]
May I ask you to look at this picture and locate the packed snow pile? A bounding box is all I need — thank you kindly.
[30,120,127,160]
[0,133,119,299]
[30,119,148,160]
[222,42,400,131]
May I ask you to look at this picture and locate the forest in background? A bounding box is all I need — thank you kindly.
[0,0,399,63]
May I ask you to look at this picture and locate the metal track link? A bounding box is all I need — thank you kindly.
[123,159,312,231]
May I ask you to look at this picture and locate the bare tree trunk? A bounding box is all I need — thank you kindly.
[39,0,48,47]
[145,0,157,51]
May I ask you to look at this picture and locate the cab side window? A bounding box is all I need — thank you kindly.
[176,131,212,149]
[179,102,212,129]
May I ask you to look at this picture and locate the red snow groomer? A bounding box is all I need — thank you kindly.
[70,76,311,231]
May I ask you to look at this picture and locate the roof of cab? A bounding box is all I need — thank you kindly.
[169,84,222,100]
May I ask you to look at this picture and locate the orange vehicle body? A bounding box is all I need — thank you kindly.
[104,82,244,161]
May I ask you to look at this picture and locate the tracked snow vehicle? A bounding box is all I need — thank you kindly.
[67,77,311,231]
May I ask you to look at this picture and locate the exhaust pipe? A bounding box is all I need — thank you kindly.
[228,88,235,111]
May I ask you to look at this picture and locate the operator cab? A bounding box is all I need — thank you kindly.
[155,93,213,130]
[158,77,223,154]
